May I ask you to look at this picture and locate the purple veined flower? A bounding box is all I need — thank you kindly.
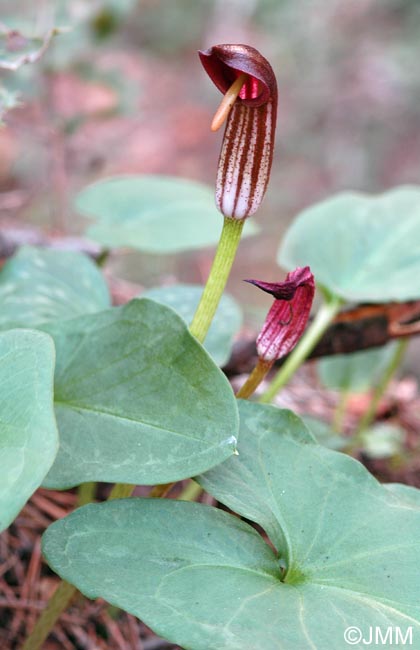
[245,266,315,362]
[199,44,278,220]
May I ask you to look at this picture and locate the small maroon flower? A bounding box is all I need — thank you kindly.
[199,44,278,220]
[246,266,315,361]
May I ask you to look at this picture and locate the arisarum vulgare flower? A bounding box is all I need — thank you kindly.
[246,266,315,362]
[190,44,277,345]
[199,44,278,219]
[236,267,314,399]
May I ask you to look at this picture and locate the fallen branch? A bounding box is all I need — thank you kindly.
[224,301,420,376]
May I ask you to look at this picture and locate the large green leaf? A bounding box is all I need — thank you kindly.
[0,329,57,532]
[318,343,398,392]
[0,246,110,331]
[43,499,281,648]
[142,284,242,366]
[278,186,420,302]
[42,298,238,488]
[42,401,420,649]
[76,175,257,254]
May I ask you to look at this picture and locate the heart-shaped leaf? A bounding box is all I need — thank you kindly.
[42,401,420,649]
[42,298,238,489]
[0,330,57,532]
[43,498,281,649]
[76,175,257,254]
[0,246,110,331]
[278,186,420,302]
[142,284,242,366]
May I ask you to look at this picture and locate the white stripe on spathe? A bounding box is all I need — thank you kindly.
[216,99,274,220]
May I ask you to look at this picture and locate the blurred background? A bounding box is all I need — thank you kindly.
[1,0,420,315]
[1,5,420,647]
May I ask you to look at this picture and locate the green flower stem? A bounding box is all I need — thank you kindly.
[260,295,343,403]
[236,357,274,399]
[190,216,244,343]
[21,580,77,650]
[354,337,408,437]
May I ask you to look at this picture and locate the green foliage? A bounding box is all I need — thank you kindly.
[43,402,420,648]
[76,175,257,254]
[0,246,110,331]
[278,187,420,302]
[143,284,242,366]
[318,343,398,392]
[41,299,238,489]
[0,330,57,532]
